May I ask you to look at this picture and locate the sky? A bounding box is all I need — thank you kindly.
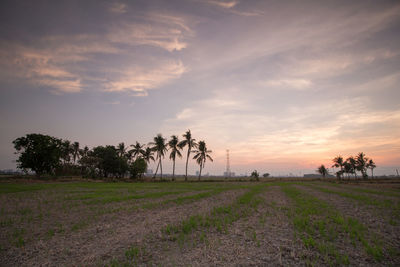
[0,0,399,176]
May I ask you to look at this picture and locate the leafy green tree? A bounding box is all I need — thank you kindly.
[332,155,344,180]
[356,152,369,179]
[168,135,182,181]
[367,159,376,178]
[178,130,197,181]
[192,141,213,181]
[263,173,270,178]
[317,164,329,178]
[13,133,63,177]
[149,134,167,179]
[92,145,128,178]
[129,157,147,179]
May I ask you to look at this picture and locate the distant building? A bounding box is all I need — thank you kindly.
[224,171,235,177]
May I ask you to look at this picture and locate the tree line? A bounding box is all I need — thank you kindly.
[317,152,376,179]
[12,130,213,181]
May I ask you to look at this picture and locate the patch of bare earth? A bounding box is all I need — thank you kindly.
[143,186,303,266]
[295,185,400,265]
[1,189,242,266]
[0,189,200,254]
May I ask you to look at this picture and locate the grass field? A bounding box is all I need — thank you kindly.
[0,180,399,266]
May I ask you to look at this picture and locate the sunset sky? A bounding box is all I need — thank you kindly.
[1,0,399,176]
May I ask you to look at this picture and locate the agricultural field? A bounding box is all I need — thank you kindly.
[0,180,399,266]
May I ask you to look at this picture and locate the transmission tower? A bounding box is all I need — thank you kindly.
[226,149,231,177]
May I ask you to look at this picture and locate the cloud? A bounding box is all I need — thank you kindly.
[262,79,312,90]
[207,1,238,9]
[105,61,186,93]
[0,11,192,94]
[109,2,127,14]
[107,14,192,52]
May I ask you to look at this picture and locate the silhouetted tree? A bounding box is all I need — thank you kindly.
[149,134,167,179]
[346,156,357,179]
[178,130,197,181]
[356,152,369,179]
[367,159,376,178]
[130,141,145,161]
[263,173,270,178]
[168,135,182,181]
[317,164,329,178]
[129,157,147,179]
[13,133,63,177]
[192,141,213,181]
[251,170,260,181]
[332,155,344,180]
[72,142,80,164]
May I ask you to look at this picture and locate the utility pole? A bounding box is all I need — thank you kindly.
[226,149,231,178]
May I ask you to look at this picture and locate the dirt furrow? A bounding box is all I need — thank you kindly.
[295,184,400,265]
[146,186,301,266]
[1,189,243,266]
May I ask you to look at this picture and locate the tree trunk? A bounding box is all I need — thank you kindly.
[185,148,190,181]
[371,168,374,178]
[172,159,176,181]
[198,164,202,181]
[160,158,163,179]
[153,159,160,179]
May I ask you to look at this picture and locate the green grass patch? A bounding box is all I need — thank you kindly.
[282,185,384,264]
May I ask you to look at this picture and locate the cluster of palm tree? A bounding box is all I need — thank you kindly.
[64,130,212,180]
[147,130,213,181]
[317,152,376,180]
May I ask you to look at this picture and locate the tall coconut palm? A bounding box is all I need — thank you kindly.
[130,142,145,160]
[192,141,213,181]
[72,141,80,164]
[178,130,197,181]
[332,155,344,180]
[346,156,357,179]
[356,152,369,179]
[367,159,376,178]
[317,164,329,178]
[149,134,167,179]
[168,135,182,181]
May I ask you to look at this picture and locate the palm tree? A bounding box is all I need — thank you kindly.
[192,141,213,181]
[346,156,357,179]
[367,159,376,178]
[117,142,127,158]
[168,135,182,181]
[343,161,352,180]
[317,164,329,178]
[178,130,197,181]
[72,141,80,164]
[130,142,145,160]
[332,155,344,180]
[356,152,369,179]
[149,134,168,179]
[142,147,155,164]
